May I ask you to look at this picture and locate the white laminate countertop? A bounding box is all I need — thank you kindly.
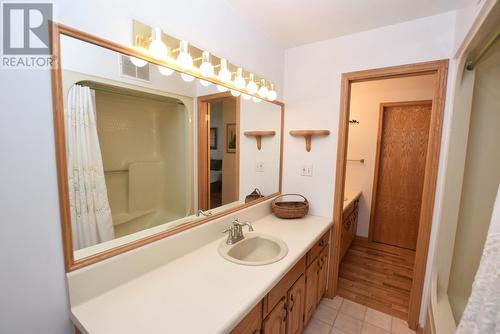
[71,214,332,334]
[343,189,362,211]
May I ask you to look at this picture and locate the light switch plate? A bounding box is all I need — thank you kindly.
[256,161,264,172]
[301,164,313,177]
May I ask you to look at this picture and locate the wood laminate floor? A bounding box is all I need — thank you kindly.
[337,238,416,320]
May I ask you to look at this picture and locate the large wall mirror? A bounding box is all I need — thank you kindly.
[51,24,284,271]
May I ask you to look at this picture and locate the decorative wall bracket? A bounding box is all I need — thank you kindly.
[244,131,276,150]
[290,130,330,152]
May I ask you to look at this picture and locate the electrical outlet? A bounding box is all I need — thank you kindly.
[301,164,313,177]
[256,161,264,172]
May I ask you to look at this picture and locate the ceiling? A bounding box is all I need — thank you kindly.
[225,0,476,48]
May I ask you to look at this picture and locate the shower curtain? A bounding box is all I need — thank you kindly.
[457,184,500,333]
[65,84,114,250]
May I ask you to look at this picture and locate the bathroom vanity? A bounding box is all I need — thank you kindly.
[340,190,361,260]
[67,199,332,334]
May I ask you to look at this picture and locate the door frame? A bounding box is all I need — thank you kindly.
[197,91,240,210]
[368,100,433,248]
[327,60,449,330]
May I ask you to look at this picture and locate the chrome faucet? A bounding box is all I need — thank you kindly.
[222,219,254,245]
[197,209,212,217]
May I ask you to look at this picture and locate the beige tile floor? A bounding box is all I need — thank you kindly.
[304,297,416,334]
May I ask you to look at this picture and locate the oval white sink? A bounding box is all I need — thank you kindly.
[218,233,288,266]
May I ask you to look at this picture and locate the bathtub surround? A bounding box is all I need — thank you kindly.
[457,185,500,333]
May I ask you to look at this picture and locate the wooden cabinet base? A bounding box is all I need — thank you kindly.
[232,228,331,334]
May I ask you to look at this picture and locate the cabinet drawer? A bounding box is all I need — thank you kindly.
[264,256,306,317]
[230,301,262,334]
[306,230,330,266]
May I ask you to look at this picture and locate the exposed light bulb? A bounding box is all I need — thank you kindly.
[234,67,246,90]
[252,96,262,103]
[199,51,214,77]
[130,56,148,67]
[158,65,174,76]
[181,73,195,82]
[258,79,269,98]
[242,94,251,100]
[177,40,193,70]
[246,73,257,94]
[199,79,211,87]
[218,58,232,82]
[217,85,228,92]
[230,89,241,97]
[267,83,277,101]
[149,27,168,60]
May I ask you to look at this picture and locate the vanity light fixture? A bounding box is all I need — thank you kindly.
[148,27,168,60]
[199,51,214,77]
[217,85,229,92]
[218,58,232,83]
[158,65,174,76]
[130,56,148,67]
[258,79,269,98]
[133,20,279,102]
[199,79,212,87]
[267,83,277,101]
[181,73,195,82]
[230,89,241,97]
[234,67,246,90]
[246,73,258,95]
[177,40,193,70]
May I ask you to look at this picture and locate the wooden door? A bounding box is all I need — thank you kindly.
[370,101,432,250]
[286,275,305,334]
[263,298,286,334]
[317,246,329,303]
[304,258,319,324]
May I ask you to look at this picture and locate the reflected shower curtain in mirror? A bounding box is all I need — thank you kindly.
[457,184,500,333]
[65,84,114,250]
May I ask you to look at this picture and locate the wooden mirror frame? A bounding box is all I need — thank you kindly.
[50,22,285,272]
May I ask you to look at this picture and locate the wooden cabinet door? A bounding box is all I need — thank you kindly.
[286,275,305,334]
[317,246,329,304]
[263,298,286,334]
[304,257,319,324]
[230,301,262,334]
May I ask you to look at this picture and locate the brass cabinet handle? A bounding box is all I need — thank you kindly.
[282,306,287,322]
[319,239,325,247]
[289,294,295,312]
[253,330,261,334]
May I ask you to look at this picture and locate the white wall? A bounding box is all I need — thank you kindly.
[239,99,282,198]
[283,12,457,325]
[0,1,284,333]
[346,75,435,237]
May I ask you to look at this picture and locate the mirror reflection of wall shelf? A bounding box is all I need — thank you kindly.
[289,130,330,152]
[132,20,278,102]
[244,131,276,150]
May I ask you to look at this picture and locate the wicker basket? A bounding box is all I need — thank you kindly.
[271,194,309,219]
[245,188,264,203]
